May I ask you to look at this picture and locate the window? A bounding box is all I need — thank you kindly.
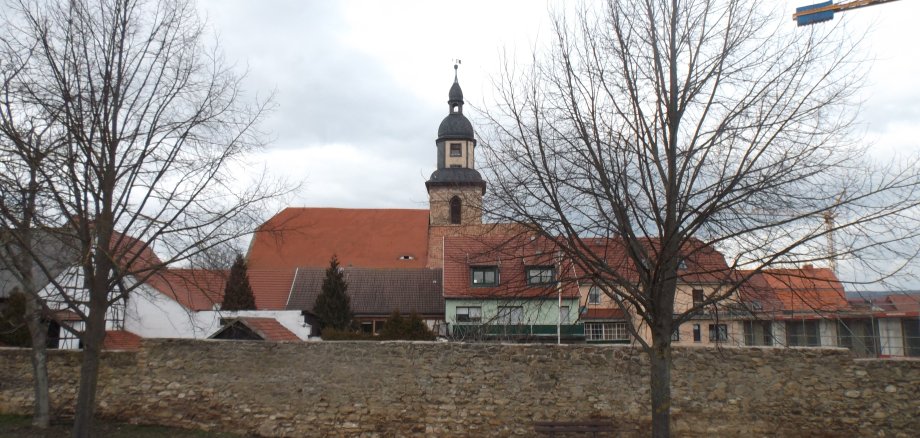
[837,319,877,357]
[709,324,728,342]
[585,322,629,341]
[450,196,462,224]
[903,318,920,357]
[743,320,773,346]
[692,324,701,342]
[471,266,498,286]
[692,289,704,306]
[497,306,524,325]
[671,325,680,342]
[456,307,482,323]
[677,258,687,270]
[559,306,571,325]
[588,286,601,305]
[786,320,820,347]
[526,266,555,285]
[450,143,462,157]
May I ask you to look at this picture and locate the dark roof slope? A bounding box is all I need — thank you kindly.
[286,267,444,316]
[0,230,80,299]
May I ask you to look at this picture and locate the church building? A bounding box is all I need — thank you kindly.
[244,65,529,336]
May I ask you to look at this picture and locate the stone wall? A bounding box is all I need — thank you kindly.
[0,341,917,437]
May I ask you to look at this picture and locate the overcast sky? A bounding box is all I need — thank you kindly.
[198,0,920,212]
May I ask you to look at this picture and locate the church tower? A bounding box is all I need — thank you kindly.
[426,64,486,226]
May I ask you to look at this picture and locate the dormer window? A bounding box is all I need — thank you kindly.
[471,266,498,286]
[450,143,462,157]
[526,266,556,285]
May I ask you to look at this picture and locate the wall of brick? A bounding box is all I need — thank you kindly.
[0,341,917,437]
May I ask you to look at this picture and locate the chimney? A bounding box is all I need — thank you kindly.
[803,264,814,270]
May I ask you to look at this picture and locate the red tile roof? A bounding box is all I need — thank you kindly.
[886,293,920,313]
[110,231,163,273]
[743,266,848,313]
[102,330,142,350]
[442,235,580,299]
[581,308,626,320]
[248,268,297,310]
[247,208,430,270]
[211,317,300,341]
[145,269,226,311]
[576,237,733,284]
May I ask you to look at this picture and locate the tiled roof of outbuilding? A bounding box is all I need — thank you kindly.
[102,330,142,350]
[246,208,430,270]
[286,267,444,316]
[209,317,301,341]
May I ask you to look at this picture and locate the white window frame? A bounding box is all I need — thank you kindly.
[497,306,523,325]
[456,306,482,324]
[471,266,498,286]
[526,266,555,285]
[585,322,629,341]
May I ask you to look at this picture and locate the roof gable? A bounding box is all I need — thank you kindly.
[209,317,300,341]
[247,208,430,269]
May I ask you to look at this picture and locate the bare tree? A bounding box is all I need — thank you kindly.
[0,0,290,436]
[0,82,64,427]
[479,1,920,436]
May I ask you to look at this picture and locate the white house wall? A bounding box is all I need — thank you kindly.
[39,267,132,332]
[40,268,312,345]
[125,284,312,340]
[124,283,215,339]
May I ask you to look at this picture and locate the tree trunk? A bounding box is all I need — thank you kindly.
[649,339,672,438]
[71,310,107,438]
[24,292,50,428]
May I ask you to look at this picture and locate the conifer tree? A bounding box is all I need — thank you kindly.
[314,255,352,330]
[221,254,256,311]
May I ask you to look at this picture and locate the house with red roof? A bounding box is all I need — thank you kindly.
[841,291,920,357]
[442,235,583,342]
[16,230,313,350]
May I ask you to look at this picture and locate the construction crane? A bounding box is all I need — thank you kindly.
[794,0,902,26]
